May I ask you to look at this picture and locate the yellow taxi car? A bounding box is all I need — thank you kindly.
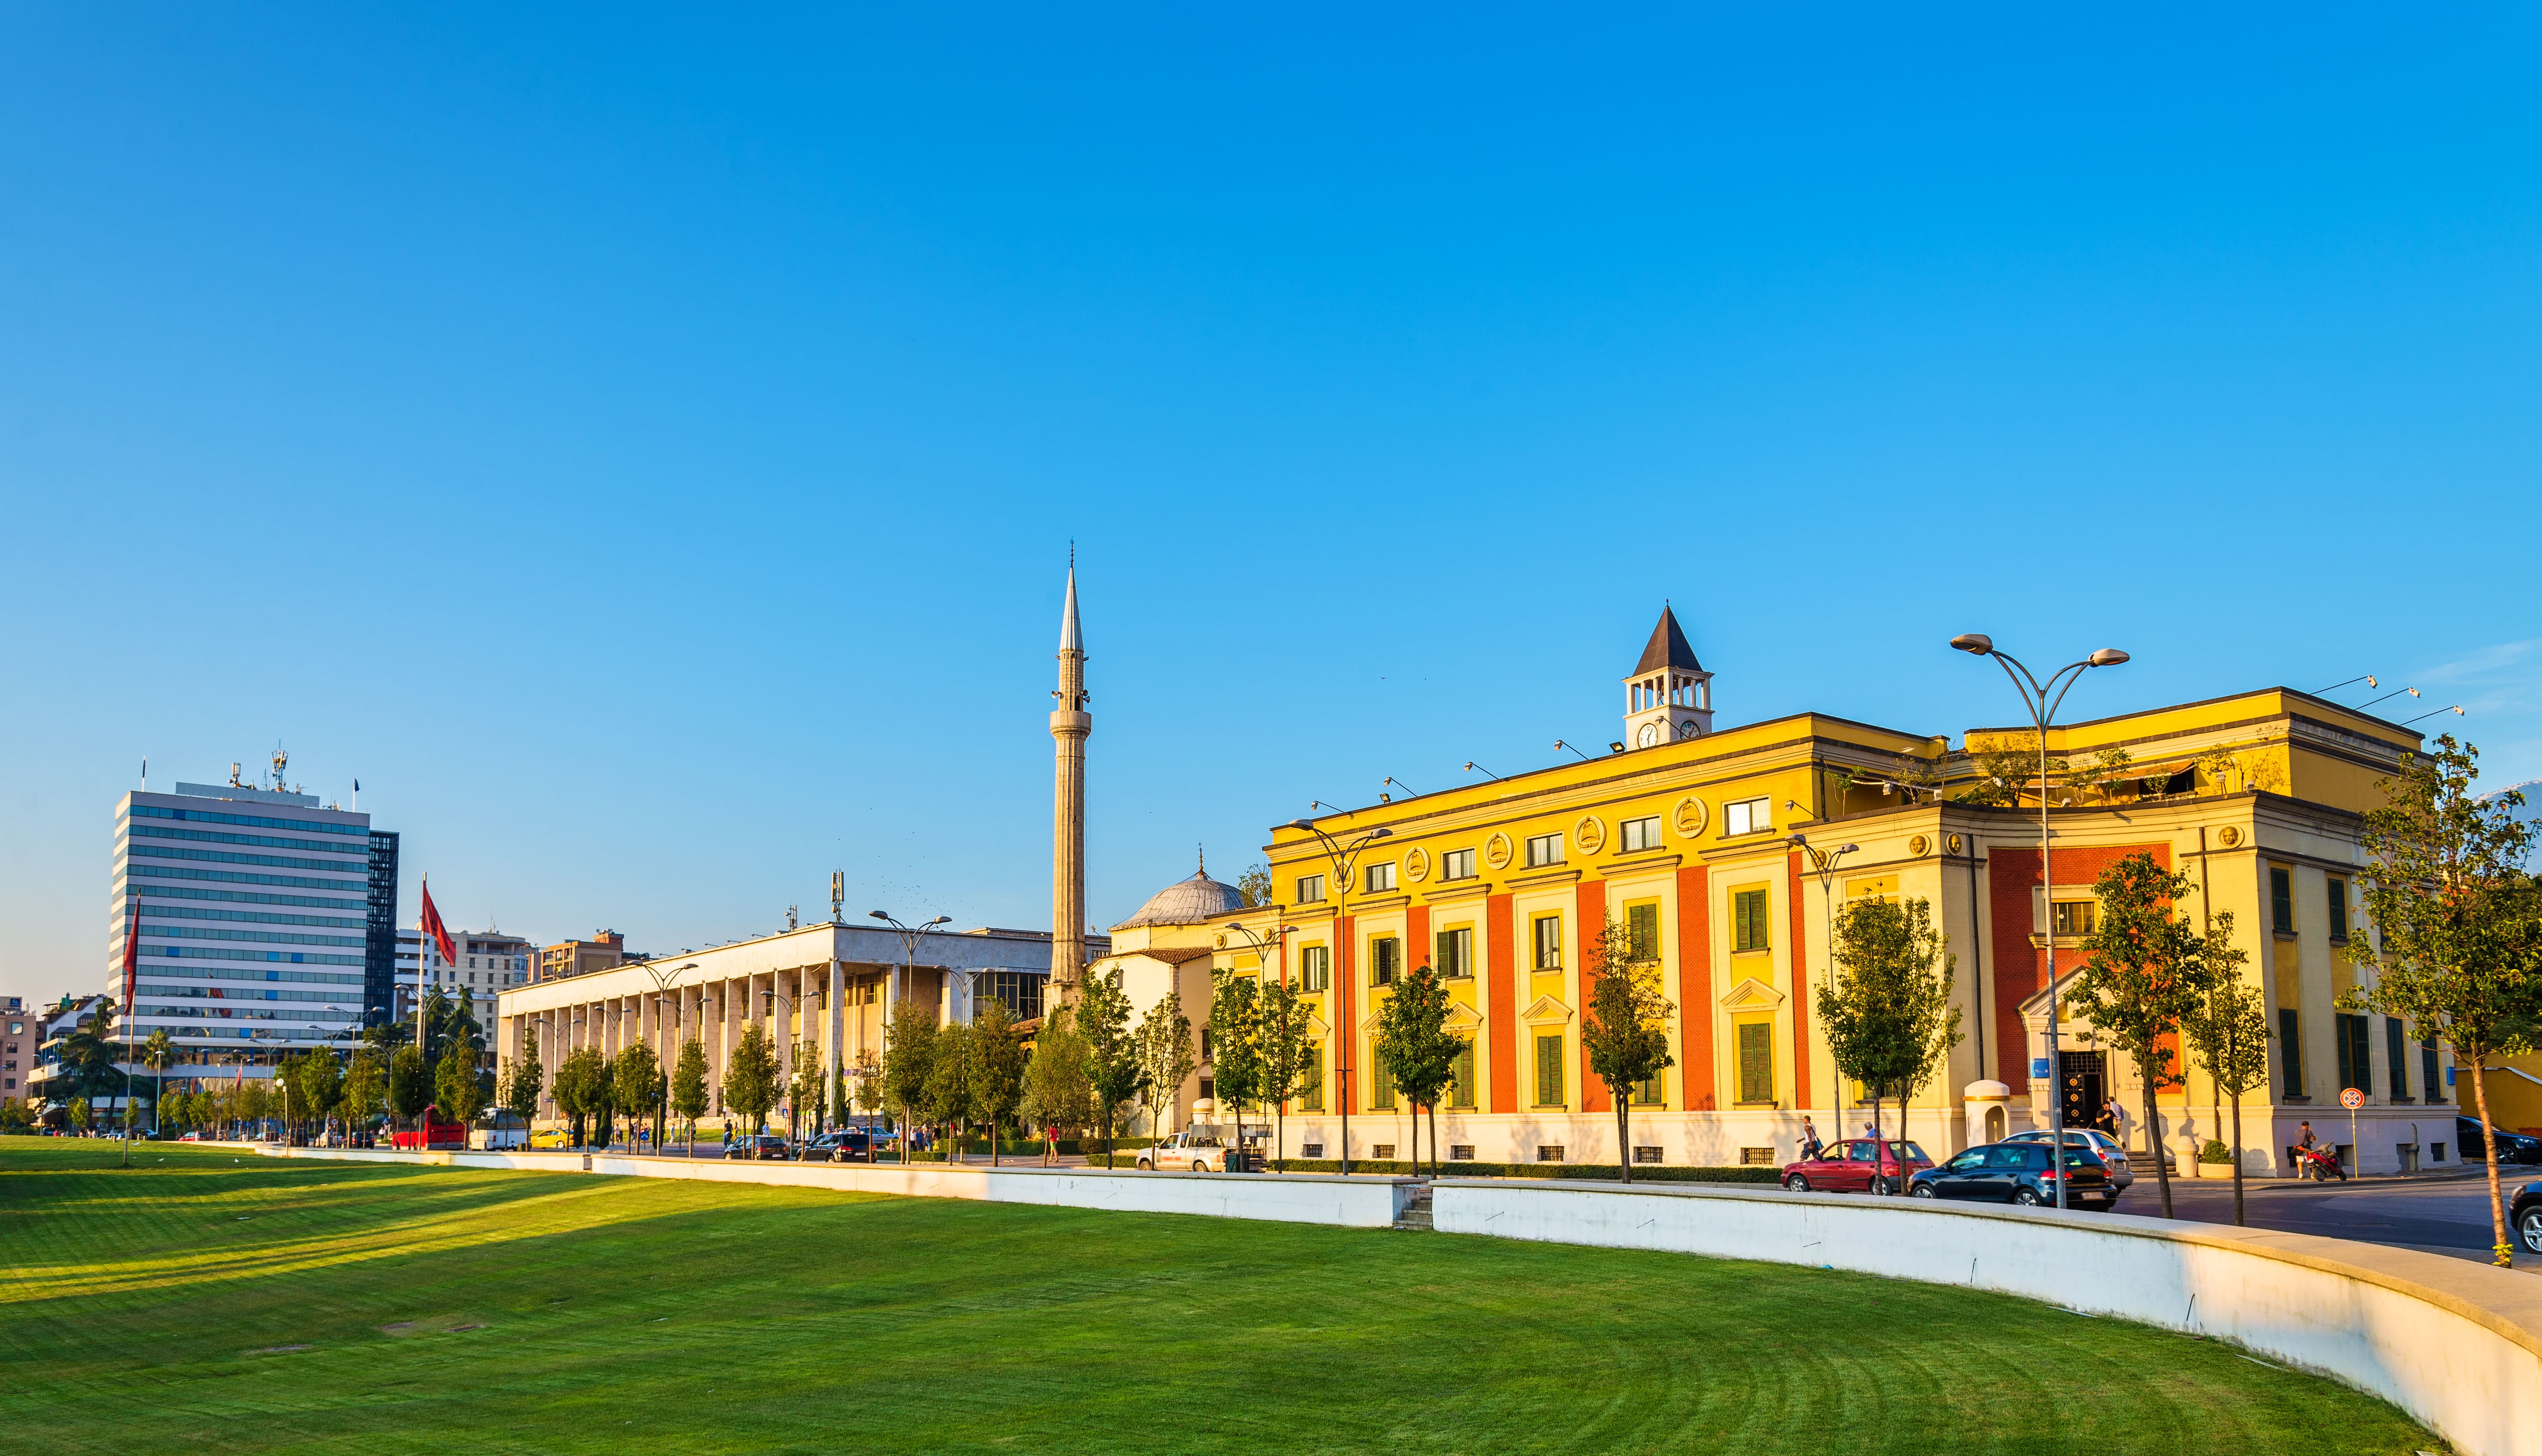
[529,1127,569,1150]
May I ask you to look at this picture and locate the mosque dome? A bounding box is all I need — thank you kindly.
[1113,861,1247,931]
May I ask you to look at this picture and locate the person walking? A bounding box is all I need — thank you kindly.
[1798,1116,1822,1161]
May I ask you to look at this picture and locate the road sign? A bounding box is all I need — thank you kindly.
[2030,1058,2051,1079]
[2340,1087,2365,1110]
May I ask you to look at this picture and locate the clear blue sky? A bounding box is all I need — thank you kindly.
[4,8,2537,1003]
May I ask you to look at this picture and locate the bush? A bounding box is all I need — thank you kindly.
[1083,1153,1779,1183]
[2200,1140,2232,1164]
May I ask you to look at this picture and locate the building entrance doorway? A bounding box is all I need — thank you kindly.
[2059,1050,2108,1133]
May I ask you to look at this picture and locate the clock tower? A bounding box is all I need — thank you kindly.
[1623,605,1713,748]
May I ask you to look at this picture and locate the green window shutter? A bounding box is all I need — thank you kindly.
[2385,1018,2408,1100]
[2327,882,2349,942]
[2279,1008,2303,1096]
[2270,869,2293,934]
[1737,1023,1772,1103]
[1535,1035,1564,1106]
[1373,1049,1394,1110]
[1733,890,1769,952]
[1451,1044,1475,1108]
[1628,903,1659,961]
[2422,1041,2443,1104]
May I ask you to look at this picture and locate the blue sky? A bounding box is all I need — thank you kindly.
[3,8,2537,1002]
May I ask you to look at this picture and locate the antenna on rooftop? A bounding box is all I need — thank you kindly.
[831,871,846,924]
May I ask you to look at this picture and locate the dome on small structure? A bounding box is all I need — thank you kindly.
[1114,856,1246,931]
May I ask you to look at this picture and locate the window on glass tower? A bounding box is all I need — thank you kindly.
[1298,945,1331,992]
[1534,1034,1565,1106]
[1524,833,1563,868]
[1733,888,1771,952]
[2270,867,2295,934]
[1296,874,1325,903]
[1370,937,1400,986]
[1435,926,1473,979]
[1531,915,1562,970]
[1627,903,1660,961]
[1365,862,1395,894]
[1620,816,1662,853]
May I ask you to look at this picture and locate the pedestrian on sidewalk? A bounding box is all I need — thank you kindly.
[1798,1117,1822,1161]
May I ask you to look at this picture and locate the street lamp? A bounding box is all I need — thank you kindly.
[1950,632,2128,1211]
[1219,917,1298,1171]
[869,912,951,1023]
[1283,818,1392,1174]
[1788,835,1859,1143]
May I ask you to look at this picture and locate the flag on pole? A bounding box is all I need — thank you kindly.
[121,898,141,1022]
[421,877,456,964]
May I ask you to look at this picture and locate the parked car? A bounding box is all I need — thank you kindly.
[802,1130,872,1163]
[1137,1130,1231,1172]
[1910,1141,2117,1208]
[725,1134,792,1161]
[1781,1138,1934,1195]
[528,1128,569,1150]
[2456,1116,2542,1167]
[2513,1181,2542,1257]
[2003,1128,2137,1190]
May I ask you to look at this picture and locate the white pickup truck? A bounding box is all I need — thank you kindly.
[1136,1130,1231,1172]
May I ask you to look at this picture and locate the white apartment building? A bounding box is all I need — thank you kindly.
[110,759,394,1082]
[397,926,534,1070]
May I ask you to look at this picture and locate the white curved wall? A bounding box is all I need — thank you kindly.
[1432,1179,2542,1456]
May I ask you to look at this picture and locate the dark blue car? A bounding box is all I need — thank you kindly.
[1909,1141,2115,1208]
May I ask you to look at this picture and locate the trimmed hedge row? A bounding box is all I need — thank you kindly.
[1083,1153,1780,1183]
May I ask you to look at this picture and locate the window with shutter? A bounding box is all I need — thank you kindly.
[1534,1034,1565,1106]
[1733,888,1770,952]
[1532,915,1562,971]
[2385,1017,2409,1100]
[2327,880,2349,942]
[2270,868,2294,934]
[1451,1044,1475,1108]
[1372,1048,1395,1109]
[1737,1022,1773,1104]
[2279,1008,2304,1096]
[1626,903,1660,961]
[2422,1039,2444,1103]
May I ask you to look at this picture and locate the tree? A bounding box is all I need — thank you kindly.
[671,1037,710,1150]
[881,1004,937,1160]
[553,1047,606,1147]
[500,1028,544,1130]
[850,1050,884,1137]
[69,1096,92,1133]
[1021,1004,1094,1159]
[968,998,1027,1164]
[141,1030,176,1137]
[1581,917,1675,1185]
[616,1041,663,1150]
[1133,992,1195,1142]
[1078,967,1141,1160]
[2065,853,2217,1219]
[1890,903,1965,1169]
[58,1002,129,1116]
[297,1051,344,1139]
[721,1024,782,1138]
[344,1048,384,1141]
[1254,976,1314,1173]
[2344,736,2541,1267]
[388,1045,432,1130]
[1816,896,1952,1194]
[436,1036,486,1129]
[1375,963,1460,1177]
[1237,862,1274,908]
[926,1020,976,1161]
[1208,969,1266,1162]
[2181,942,2265,1226]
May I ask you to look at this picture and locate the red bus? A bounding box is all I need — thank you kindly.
[390,1106,469,1151]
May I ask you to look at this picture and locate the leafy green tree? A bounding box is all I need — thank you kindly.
[2344,736,2541,1266]
[671,1037,710,1151]
[553,1047,600,1147]
[388,1045,431,1129]
[1077,967,1142,1159]
[926,1020,976,1160]
[1375,963,1460,1177]
[1887,902,1965,1170]
[1579,917,1675,1184]
[616,1041,663,1149]
[141,1030,176,1136]
[881,1004,937,1159]
[1209,969,1266,1161]
[69,1096,92,1133]
[2181,940,2265,1226]
[1236,862,1274,908]
[1021,1005,1093,1160]
[1133,992,1195,1141]
[850,1050,885,1137]
[435,1036,486,1128]
[297,1051,344,1138]
[500,1028,544,1130]
[1816,897,1949,1193]
[1254,976,1314,1172]
[2066,854,2219,1218]
[0,1096,31,1132]
[968,997,1027,1165]
[721,1024,782,1138]
[344,1049,384,1141]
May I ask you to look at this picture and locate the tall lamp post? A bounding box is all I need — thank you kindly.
[1282,819,1393,1175]
[1950,632,2129,1211]
[637,960,698,1146]
[1788,835,1859,1132]
[1219,916,1297,1170]
[871,912,950,1150]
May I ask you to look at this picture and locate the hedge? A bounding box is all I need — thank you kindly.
[1083,1153,1780,1183]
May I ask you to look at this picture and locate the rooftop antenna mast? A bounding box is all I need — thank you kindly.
[831,871,846,924]
[271,742,289,792]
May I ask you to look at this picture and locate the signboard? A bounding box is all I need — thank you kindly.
[2029,1058,2052,1080]
[2340,1087,2365,1110]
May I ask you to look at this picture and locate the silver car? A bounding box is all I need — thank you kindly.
[2004,1128,2140,1191]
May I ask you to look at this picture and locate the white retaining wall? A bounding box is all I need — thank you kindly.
[1432,1179,2542,1456]
[259,1147,1416,1228]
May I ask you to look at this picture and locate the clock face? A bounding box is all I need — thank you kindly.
[1636,721,1662,748]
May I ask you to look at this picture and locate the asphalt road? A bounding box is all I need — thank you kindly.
[2128,1170,2541,1265]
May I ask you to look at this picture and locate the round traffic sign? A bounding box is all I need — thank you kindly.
[2340,1087,2365,1110]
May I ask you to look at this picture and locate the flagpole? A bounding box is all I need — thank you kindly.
[122,898,139,1168]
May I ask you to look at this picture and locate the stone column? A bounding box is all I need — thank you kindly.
[827,957,846,1131]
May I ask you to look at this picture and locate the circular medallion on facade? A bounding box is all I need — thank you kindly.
[1484,832,1513,869]
[1574,815,1606,856]
[1909,834,1930,856]
[1673,796,1707,836]
[1946,833,1963,854]
[1404,846,1430,883]
[2218,825,2244,848]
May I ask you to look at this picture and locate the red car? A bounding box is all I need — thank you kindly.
[1782,1138,1934,1195]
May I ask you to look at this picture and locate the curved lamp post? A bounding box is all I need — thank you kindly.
[1282,819,1393,1174]
[1787,836,1859,1136]
[1219,916,1299,1170]
[1951,632,2128,1210]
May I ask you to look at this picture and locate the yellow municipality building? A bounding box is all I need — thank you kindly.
[1102,609,2485,1178]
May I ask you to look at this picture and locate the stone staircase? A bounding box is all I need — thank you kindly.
[1393,1183,1434,1231]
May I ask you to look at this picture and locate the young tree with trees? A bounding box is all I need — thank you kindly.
[1375,963,1460,1177]
[968,997,1028,1164]
[436,1037,486,1130]
[1581,916,1675,1185]
[2066,853,2222,1218]
[344,1047,383,1143]
[721,1024,782,1138]
[1133,993,1195,1143]
[297,1051,344,1142]
[2344,736,2540,1267]
[926,1019,976,1161]
[141,1030,176,1137]
[1077,967,1141,1162]
[388,1044,431,1132]
[1208,969,1265,1164]
[785,1043,823,1144]
[2182,946,2265,1226]
[672,1037,710,1153]
[1254,977,1312,1173]
[500,1029,544,1133]
[1816,896,1954,1194]
[881,1004,937,1161]
[1021,1004,1093,1164]
[615,1041,663,1150]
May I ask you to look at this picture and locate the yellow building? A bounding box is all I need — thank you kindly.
[1138,609,2474,1179]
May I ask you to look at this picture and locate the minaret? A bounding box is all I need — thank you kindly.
[1049,556,1091,998]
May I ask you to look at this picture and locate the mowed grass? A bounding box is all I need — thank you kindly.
[0,1139,2438,1456]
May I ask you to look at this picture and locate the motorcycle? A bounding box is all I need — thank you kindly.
[2292,1143,2348,1182]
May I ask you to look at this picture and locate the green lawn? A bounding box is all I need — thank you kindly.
[0,1138,2438,1455]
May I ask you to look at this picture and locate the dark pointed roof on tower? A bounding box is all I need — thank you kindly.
[1633,606,1703,675]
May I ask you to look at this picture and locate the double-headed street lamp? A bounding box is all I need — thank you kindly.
[1219,916,1298,1169]
[1282,818,1392,1175]
[1950,632,2129,1211]
[1787,836,1859,1136]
